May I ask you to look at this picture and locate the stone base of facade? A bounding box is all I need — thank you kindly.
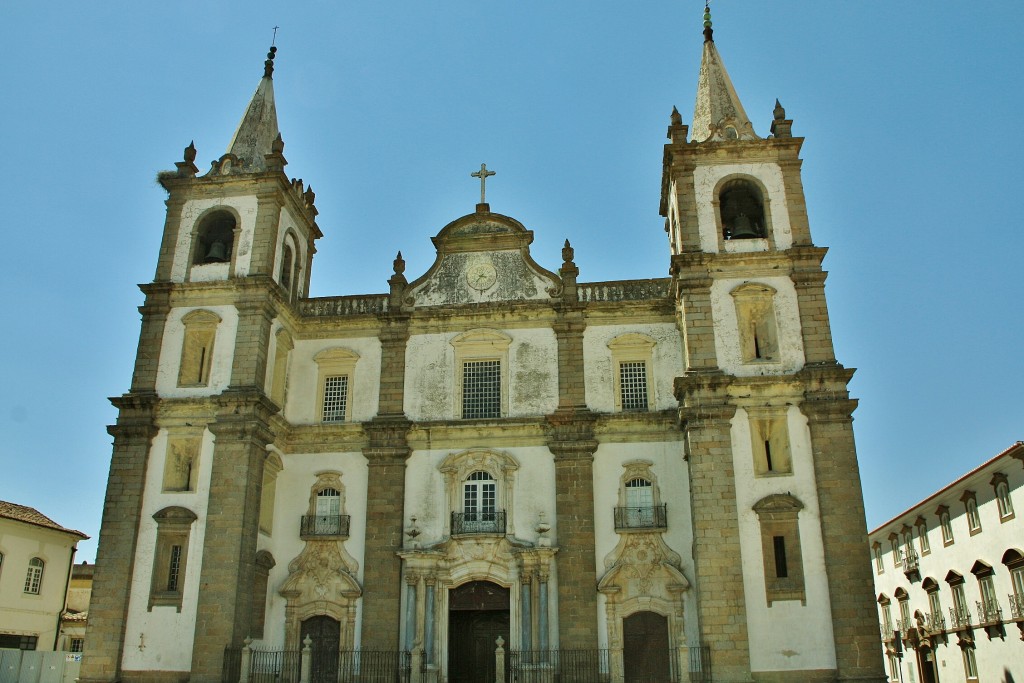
[752,669,835,683]
[118,671,191,683]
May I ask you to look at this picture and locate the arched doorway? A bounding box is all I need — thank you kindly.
[623,611,670,683]
[916,643,939,683]
[301,615,339,683]
[448,581,510,683]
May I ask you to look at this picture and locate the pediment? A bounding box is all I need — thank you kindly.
[599,533,689,599]
[405,208,561,307]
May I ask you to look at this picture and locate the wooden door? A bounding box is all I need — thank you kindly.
[302,615,339,683]
[448,581,510,683]
[623,611,670,683]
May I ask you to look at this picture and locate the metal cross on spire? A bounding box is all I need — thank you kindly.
[471,163,496,204]
[272,26,280,46]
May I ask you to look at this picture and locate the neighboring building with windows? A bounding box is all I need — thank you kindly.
[59,561,95,653]
[0,501,88,651]
[870,441,1024,683]
[80,10,887,683]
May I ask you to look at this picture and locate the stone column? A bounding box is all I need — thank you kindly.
[800,366,888,683]
[671,257,719,372]
[538,577,550,654]
[78,397,158,683]
[247,192,284,277]
[189,392,277,682]
[405,579,417,652]
[361,316,412,649]
[676,375,752,683]
[520,575,533,651]
[424,579,436,665]
[129,288,171,393]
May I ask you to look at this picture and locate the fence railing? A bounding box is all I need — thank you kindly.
[1010,593,1024,620]
[948,605,972,630]
[508,649,610,683]
[451,510,506,535]
[300,514,351,539]
[976,599,1003,625]
[613,504,668,531]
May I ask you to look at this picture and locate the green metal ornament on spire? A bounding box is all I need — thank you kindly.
[703,3,714,43]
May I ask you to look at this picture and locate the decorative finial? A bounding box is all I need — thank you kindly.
[264,45,278,79]
[703,3,714,43]
[393,251,406,276]
[562,239,575,265]
[773,99,786,122]
[303,185,315,206]
[183,141,197,163]
[670,106,682,126]
[272,133,285,154]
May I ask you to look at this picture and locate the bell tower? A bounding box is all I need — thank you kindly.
[665,7,886,682]
[81,46,322,683]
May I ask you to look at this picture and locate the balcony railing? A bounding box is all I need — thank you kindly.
[948,605,972,630]
[614,504,668,531]
[1009,594,1024,620]
[923,612,946,632]
[879,622,893,641]
[451,510,506,536]
[300,514,351,539]
[903,550,920,576]
[976,599,1003,625]
[897,616,914,634]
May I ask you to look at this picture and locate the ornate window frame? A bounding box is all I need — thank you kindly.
[936,504,954,546]
[149,506,197,611]
[439,449,518,537]
[915,516,931,555]
[991,473,1015,522]
[614,460,667,531]
[730,283,781,365]
[961,491,981,535]
[315,347,359,424]
[753,494,805,606]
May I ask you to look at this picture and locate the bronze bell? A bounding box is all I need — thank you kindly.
[730,213,761,239]
[204,240,228,263]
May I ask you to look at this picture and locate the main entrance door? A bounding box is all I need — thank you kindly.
[302,615,339,683]
[448,581,510,683]
[623,611,670,683]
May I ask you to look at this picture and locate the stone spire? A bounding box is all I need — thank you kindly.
[691,6,758,143]
[225,46,281,172]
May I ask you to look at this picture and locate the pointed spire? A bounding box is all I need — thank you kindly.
[225,46,281,172]
[691,5,759,143]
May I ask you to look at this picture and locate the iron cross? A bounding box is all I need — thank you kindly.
[471,163,496,204]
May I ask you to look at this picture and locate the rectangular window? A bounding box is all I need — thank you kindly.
[618,361,649,411]
[997,483,1015,519]
[963,646,978,679]
[890,538,902,566]
[773,536,788,578]
[70,638,84,653]
[917,520,930,554]
[166,545,183,592]
[0,634,38,650]
[966,499,981,533]
[24,560,43,594]
[1013,567,1024,600]
[873,546,884,573]
[322,375,349,422]
[462,360,501,419]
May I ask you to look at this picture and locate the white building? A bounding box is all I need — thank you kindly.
[81,9,887,683]
[869,441,1024,683]
[0,501,88,651]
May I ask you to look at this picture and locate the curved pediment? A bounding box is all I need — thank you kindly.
[405,207,561,307]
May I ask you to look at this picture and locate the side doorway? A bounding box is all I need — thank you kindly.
[302,615,339,683]
[623,611,671,683]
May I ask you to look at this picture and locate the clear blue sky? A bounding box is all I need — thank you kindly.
[2,2,1021,562]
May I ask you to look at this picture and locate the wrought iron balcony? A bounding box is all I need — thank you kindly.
[923,612,946,632]
[903,550,920,580]
[879,622,893,641]
[451,510,506,535]
[614,504,668,531]
[1009,593,1024,620]
[897,616,914,634]
[976,599,1003,625]
[300,514,351,539]
[948,605,972,630]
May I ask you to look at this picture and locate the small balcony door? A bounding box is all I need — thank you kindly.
[463,471,497,532]
[314,488,342,535]
[625,478,654,527]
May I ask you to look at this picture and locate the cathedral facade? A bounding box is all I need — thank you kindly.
[80,14,886,683]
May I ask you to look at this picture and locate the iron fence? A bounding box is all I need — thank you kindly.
[508,649,609,683]
[300,514,351,539]
[613,504,668,531]
[688,645,711,683]
[451,510,507,535]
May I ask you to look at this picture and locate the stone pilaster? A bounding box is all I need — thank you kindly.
[189,392,277,683]
[798,366,887,683]
[229,295,277,389]
[154,191,189,282]
[676,374,752,683]
[361,313,412,649]
[247,192,284,277]
[777,154,813,247]
[79,395,158,683]
[672,254,720,372]
[130,285,172,393]
[790,247,837,365]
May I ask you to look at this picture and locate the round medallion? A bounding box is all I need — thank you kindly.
[467,263,497,291]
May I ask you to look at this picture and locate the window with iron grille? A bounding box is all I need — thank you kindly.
[167,545,183,592]
[462,360,501,419]
[24,557,43,594]
[619,361,649,411]
[322,375,349,422]
[70,638,84,653]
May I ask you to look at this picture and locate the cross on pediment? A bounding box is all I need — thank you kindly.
[471,163,496,204]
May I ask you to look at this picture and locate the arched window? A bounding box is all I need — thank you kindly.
[192,210,236,265]
[280,241,295,294]
[24,557,43,594]
[301,473,350,539]
[719,179,766,240]
[460,471,499,533]
[440,449,518,538]
[991,473,1015,521]
[314,488,343,535]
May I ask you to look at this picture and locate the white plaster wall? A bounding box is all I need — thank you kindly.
[591,441,699,649]
[710,276,805,377]
[0,519,79,649]
[870,459,1024,683]
[403,328,559,421]
[730,405,838,672]
[170,196,260,283]
[255,450,370,648]
[402,446,557,546]
[287,337,382,424]
[154,305,239,398]
[121,428,216,672]
[582,323,684,413]
[693,163,793,253]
